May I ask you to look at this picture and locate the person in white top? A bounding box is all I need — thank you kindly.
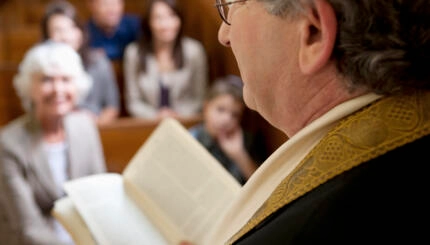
[0,41,106,245]
[123,0,208,120]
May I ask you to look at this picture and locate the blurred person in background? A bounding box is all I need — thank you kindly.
[189,75,267,185]
[42,0,120,125]
[0,41,106,245]
[123,0,208,120]
[86,0,140,60]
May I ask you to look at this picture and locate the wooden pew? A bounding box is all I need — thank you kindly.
[0,65,24,126]
[98,116,202,173]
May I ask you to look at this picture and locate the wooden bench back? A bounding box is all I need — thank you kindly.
[99,116,202,173]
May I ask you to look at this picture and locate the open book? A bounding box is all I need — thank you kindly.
[52,118,241,245]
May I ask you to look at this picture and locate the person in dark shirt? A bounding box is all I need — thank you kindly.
[86,0,140,60]
[189,75,267,185]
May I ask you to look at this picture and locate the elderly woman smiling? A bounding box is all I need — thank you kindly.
[0,41,106,245]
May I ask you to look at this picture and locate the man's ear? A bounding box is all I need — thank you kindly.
[298,0,337,74]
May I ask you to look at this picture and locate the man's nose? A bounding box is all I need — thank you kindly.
[218,22,231,47]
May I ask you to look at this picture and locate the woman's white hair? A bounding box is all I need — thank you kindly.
[13,41,92,112]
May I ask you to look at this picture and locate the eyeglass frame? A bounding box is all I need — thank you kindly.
[214,0,249,25]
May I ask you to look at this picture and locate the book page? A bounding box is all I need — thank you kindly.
[123,118,241,244]
[63,173,169,245]
[52,197,96,245]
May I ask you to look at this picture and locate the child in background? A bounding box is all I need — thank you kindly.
[189,75,267,185]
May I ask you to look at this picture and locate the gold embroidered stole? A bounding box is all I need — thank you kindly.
[227,91,430,244]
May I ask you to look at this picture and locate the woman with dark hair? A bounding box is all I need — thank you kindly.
[123,0,208,120]
[41,0,120,125]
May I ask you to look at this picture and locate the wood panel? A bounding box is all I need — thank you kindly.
[0,65,24,127]
[182,0,240,80]
[2,27,41,65]
[0,29,5,66]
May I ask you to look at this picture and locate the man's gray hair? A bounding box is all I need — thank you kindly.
[259,0,312,17]
[258,0,430,94]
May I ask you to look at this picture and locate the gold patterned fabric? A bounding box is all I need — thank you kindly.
[228,91,430,244]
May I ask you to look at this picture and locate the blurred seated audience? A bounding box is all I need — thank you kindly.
[123,0,208,120]
[0,41,106,245]
[86,0,140,60]
[189,75,267,185]
[42,0,120,125]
